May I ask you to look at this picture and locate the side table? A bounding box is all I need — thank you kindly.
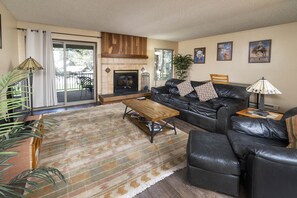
[236,108,283,121]
[2,114,44,183]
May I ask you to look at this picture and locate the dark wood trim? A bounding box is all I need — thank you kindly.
[101,32,148,59]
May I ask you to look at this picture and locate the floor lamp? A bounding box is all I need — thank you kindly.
[17,57,43,116]
[246,77,281,116]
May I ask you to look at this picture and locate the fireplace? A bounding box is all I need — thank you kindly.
[114,70,138,95]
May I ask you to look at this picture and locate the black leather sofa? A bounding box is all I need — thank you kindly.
[187,107,297,198]
[151,79,250,133]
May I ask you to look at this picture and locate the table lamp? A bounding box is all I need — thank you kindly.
[246,77,281,116]
[17,57,43,115]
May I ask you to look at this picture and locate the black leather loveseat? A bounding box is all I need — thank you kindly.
[187,107,297,198]
[151,79,250,133]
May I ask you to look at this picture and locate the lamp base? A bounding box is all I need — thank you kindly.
[253,109,269,117]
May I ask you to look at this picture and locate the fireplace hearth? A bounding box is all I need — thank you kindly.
[114,70,138,95]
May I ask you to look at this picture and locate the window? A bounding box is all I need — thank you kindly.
[154,49,173,81]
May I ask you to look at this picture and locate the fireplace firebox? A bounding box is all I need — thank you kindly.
[114,70,138,95]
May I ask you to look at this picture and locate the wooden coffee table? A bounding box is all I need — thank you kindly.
[122,99,180,143]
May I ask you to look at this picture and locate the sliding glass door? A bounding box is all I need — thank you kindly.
[53,41,96,105]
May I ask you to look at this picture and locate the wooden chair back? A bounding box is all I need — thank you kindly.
[210,74,229,84]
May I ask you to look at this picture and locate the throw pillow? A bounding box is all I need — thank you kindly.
[176,80,194,97]
[286,115,297,148]
[194,82,218,102]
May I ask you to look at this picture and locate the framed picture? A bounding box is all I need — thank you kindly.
[249,39,271,63]
[217,41,233,61]
[194,47,206,64]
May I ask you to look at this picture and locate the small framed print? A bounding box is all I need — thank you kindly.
[194,47,206,64]
[217,41,233,61]
[249,39,271,63]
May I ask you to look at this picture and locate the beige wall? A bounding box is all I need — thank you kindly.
[147,39,178,88]
[17,21,101,95]
[178,22,297,112]
[0,2,18,76]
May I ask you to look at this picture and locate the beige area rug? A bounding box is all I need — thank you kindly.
[27,103,188,198]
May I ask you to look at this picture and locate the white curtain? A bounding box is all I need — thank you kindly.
[26,29,58,107]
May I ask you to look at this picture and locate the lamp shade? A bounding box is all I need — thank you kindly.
[17,57,43,71]
[246,77,281,94]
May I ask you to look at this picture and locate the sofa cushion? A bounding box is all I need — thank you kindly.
[168,95,191,109]
[177,80,194,97]
[227,130,288,162]
[155,93,172,103]
[168,87,180,95]
[214,83,250,100]
[211,97,244,108]
[165,78,184,87]
[189,101,219,119]
[194,82,218,102]
[286,115,297,148]
[231,116,288,141]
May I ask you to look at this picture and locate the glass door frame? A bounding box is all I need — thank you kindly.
[53,39,97,106]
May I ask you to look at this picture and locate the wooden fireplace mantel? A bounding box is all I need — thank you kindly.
[101,32,148,59]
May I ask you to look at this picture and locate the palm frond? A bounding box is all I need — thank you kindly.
[0,68,65,197]
[0,70,27,93]
[5,167,66,197]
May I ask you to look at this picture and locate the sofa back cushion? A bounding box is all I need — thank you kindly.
[164,78,250,101]
[213,83,250,100]
[286,115,297,148]
[231,116,288,141]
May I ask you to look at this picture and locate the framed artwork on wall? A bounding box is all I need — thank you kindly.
[248,39,271,63]
[194,47,206,64]
[217,41,233,61]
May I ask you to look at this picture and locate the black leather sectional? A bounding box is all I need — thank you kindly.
[151,79,250,133]
[188,107,297,197]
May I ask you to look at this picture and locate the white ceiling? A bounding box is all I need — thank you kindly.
[2,0,297,41]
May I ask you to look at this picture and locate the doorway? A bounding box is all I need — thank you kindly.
[53,41,96,106]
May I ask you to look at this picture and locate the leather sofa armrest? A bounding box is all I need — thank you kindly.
[216,102,246,133]
[151,86,168,95]
[247,146,297,198]
[248,145,297,166]
[231,116,288,141]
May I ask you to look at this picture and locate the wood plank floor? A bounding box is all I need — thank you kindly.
[34,103,247,198]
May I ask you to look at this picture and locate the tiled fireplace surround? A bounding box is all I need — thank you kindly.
[101,58,148,94]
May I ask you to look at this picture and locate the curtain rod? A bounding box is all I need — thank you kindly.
[17,28,101,39]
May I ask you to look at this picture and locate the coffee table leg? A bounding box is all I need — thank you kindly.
[123,106,128,119]
[151,122,155,143]
[171,118,177,135]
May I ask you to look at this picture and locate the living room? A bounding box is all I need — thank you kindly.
[0,0,297,197]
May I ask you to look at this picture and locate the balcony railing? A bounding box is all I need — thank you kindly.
[55,73,93,91]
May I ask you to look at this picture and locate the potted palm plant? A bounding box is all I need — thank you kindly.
[0,68,65,197]
[173,54,194,80]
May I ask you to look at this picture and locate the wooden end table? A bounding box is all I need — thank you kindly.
[236,108,283,120]
[122,99,180,143]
